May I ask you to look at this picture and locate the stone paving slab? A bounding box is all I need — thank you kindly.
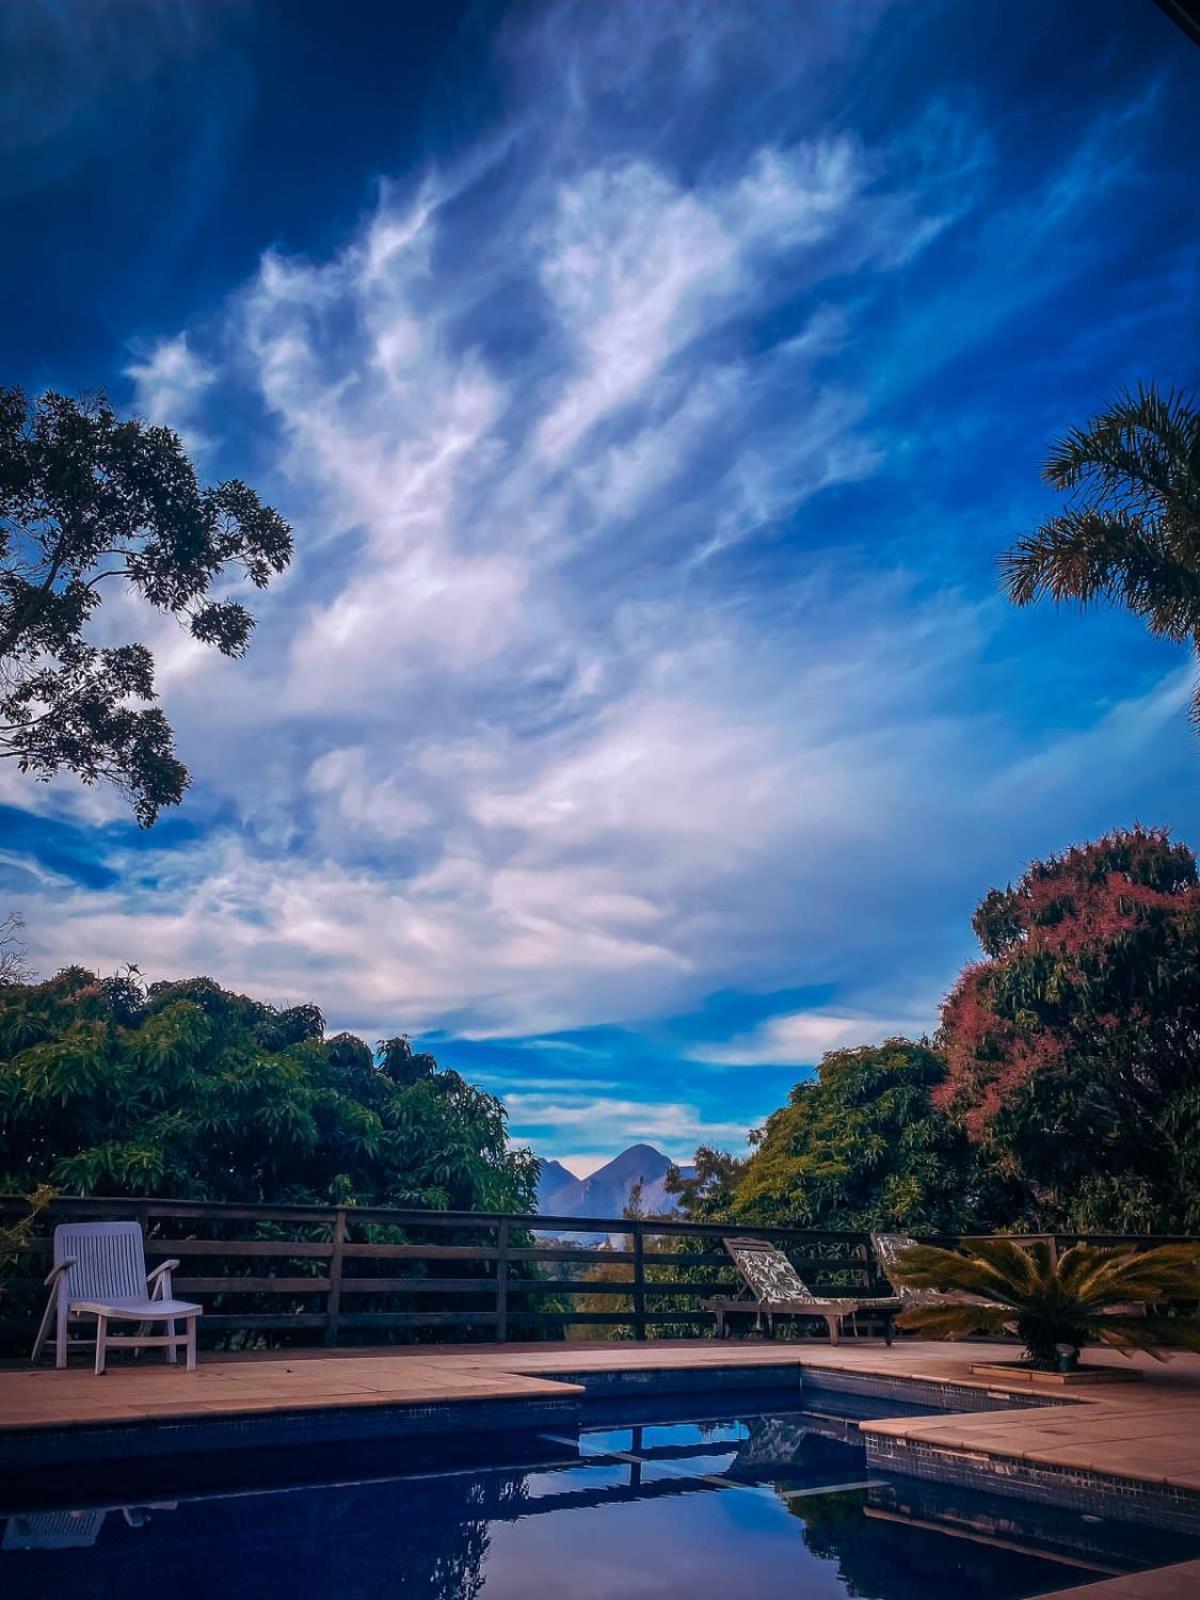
[1040,1559,1200,1597]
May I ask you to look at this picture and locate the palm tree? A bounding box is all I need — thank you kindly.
[1002,384,1200,718]
[890,1237,1200,1369]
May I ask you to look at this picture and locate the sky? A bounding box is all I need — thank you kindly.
[3,0,1200,1176]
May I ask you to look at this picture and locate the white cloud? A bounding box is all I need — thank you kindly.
[692,1010,932,1067]
[125,334,215,450]
[505,1092,749,1151]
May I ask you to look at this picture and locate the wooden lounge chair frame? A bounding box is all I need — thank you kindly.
[701,1237,901,1344]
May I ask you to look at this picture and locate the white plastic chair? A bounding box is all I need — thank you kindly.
[31,1221,202,1374]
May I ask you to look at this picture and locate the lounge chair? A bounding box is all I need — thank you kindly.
[871,1231,993,1317]
[701,1237,901,1344]
[31,1221,202,1374]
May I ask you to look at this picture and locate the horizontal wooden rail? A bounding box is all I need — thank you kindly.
[3,1193,1191,1355]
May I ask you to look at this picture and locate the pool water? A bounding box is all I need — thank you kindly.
[3,1391,1196,1599]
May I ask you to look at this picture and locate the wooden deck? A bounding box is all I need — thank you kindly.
[7,1339,1200,1597]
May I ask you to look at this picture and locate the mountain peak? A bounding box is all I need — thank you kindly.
[591,1143,672,1183]
[535,1143,692,1219]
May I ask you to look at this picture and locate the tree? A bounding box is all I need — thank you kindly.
[0,966,537,1212]
[1001,383,1200,722]
[0,387,292,824]
[718,1038,984,1234]
[938,826,1200,1232]
[665,1145,747,1221]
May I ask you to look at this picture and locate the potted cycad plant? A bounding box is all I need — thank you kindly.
[890,1237,1200,1380]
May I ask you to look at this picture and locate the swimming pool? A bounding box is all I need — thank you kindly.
[3,1389,1196,1598]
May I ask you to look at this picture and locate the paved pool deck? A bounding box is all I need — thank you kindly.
[6,1339,1200,1595]
[4,1336,1200,1451]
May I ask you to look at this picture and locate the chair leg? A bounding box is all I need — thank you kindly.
[94,1316,108,1376]
[185,1318,196,1372]
[825,1314,840,1346]
[55,1292,70,1369]
[165,1317,178,1365]
[31,1288,56,1364]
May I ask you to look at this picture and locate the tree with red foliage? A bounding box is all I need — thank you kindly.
[938,827,1200,1232]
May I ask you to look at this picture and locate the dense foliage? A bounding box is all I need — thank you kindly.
[714,1039,984,1234]
[0,387,292,824]
[0,967,537,1212]
[1001,383,1200,726]
[937,827,1200,1232]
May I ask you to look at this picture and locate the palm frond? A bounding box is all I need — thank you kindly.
[1001,512,1200,641]
[1001,385,1200,733]
[1091,1316,1200,1361]
[1043,384,1200,508]
[896,1302,1013,1340]
[892,1238,1041,1303]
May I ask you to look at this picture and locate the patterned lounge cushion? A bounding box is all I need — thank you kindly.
[724,1239,817,1303]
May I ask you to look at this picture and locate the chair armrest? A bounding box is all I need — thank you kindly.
[44,1257,77,1287]
[146,1259,181,1298]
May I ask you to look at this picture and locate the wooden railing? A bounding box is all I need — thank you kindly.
[0,1194,877,1351]
[2,1195,1189,1354]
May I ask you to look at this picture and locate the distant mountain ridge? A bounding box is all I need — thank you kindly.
[536,1143,695,1219]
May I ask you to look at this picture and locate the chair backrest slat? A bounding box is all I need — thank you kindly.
[723,1237,815,1303]
[55,1222,147,1302]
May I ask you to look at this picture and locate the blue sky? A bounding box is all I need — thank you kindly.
[4,0,1200,1174]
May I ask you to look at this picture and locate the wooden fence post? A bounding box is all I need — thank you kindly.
[496,1220,510,1343]
[325,1207,347,1348]
[632,1223,647,1341]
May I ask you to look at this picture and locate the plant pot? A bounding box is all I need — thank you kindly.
[969,1360,1144,1388]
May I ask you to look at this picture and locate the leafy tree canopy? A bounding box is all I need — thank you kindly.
[937,826,1200,1232]
[0,967,537,1213]
[672,829,1200,1240]
[718,1038,984,1234]
[0,388,292,824]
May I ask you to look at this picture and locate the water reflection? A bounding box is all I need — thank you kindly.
[2,1400,1193,1600]
[3,1503,177,1550]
